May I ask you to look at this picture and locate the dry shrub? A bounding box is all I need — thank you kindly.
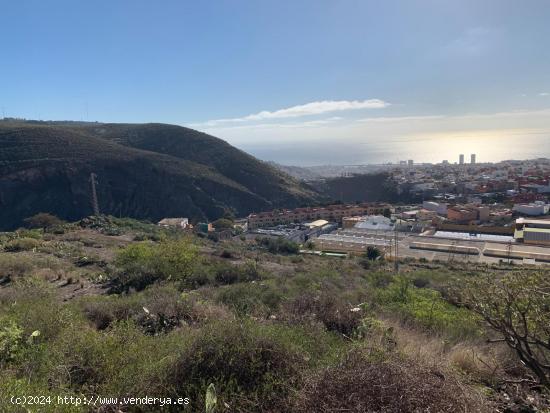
[379,317,519,385]
[0,255,34,284]
[83,286,232,333]
[293,350,490,413]
[284,292,362,336]
[31,268,58,282]
[448,343,503,383]
[4,238,41,252]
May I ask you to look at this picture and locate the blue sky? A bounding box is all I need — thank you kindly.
[2,0,550,164]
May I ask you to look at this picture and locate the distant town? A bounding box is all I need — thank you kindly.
[171,156,550,265]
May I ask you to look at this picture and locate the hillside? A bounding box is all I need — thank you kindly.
[0,219,547,411]
[0,121,322,230]
[312,172,401,203]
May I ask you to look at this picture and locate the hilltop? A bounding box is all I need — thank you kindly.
[0,120,322,230]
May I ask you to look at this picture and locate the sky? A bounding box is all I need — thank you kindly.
[2,0,550,165]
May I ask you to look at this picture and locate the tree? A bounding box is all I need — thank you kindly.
[23,213,64,230]
[212,218,234,231]
[365,246,382,261]
[459,271,550,386]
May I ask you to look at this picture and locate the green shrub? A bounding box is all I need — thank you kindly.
[4,238,41,252]
[213,261,261,285]
[217,282,282,317]
[256,237,300,254]
[183,271,212,289]
[0,374,83,413]
[24,213,65,230]
[169,321,304,412]
[13,229,44,240]
[1,281,76,342]
[220,249,234,259]
[48,321,185,398]
[111,238,197,292]
[365,246,382,261]
[0,318,24,364]
[82,285,198,334]
[373,277,480,341]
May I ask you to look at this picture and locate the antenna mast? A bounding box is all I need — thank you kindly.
[89,173,100,216]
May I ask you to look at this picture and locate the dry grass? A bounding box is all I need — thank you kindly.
[380,316,521,386]
[292,349,492,413]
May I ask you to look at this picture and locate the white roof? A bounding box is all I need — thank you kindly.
[305,219,329,228]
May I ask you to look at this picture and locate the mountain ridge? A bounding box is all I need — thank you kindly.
[0,120,322,229]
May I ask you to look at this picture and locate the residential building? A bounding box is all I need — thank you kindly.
[447,205,489,223]
[422,201,447,215]
[247,203,391,229]
[157,217,189,229]
[513,202,550,216]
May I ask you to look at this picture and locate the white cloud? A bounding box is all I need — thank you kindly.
[539,92,549,96]
[200,107,550,146]
[190,99,389,127]
[356,115,445,123]
[197,116,344,131]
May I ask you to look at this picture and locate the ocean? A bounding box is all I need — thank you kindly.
[241,132,550,166]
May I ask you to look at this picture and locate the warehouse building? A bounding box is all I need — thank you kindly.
[514,218,550,245]
[315,233,392,254]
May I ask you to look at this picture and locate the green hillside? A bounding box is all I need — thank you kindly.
[0,121,321,229]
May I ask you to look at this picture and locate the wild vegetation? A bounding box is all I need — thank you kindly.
[0,215,549,412]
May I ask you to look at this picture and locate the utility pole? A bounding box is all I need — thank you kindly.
[396,229,400,272]
[448,240,457,262]
[89,173,100,216]
[507,240,513,265]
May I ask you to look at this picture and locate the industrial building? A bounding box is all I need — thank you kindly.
[514,218,550,245]
[303,220,337,239]
[249,220,336,243]
[316,232,392,255]
[345,215,394,231]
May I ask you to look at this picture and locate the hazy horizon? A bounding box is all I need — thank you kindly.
[240,130,550,167]
[2,1,550,165]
